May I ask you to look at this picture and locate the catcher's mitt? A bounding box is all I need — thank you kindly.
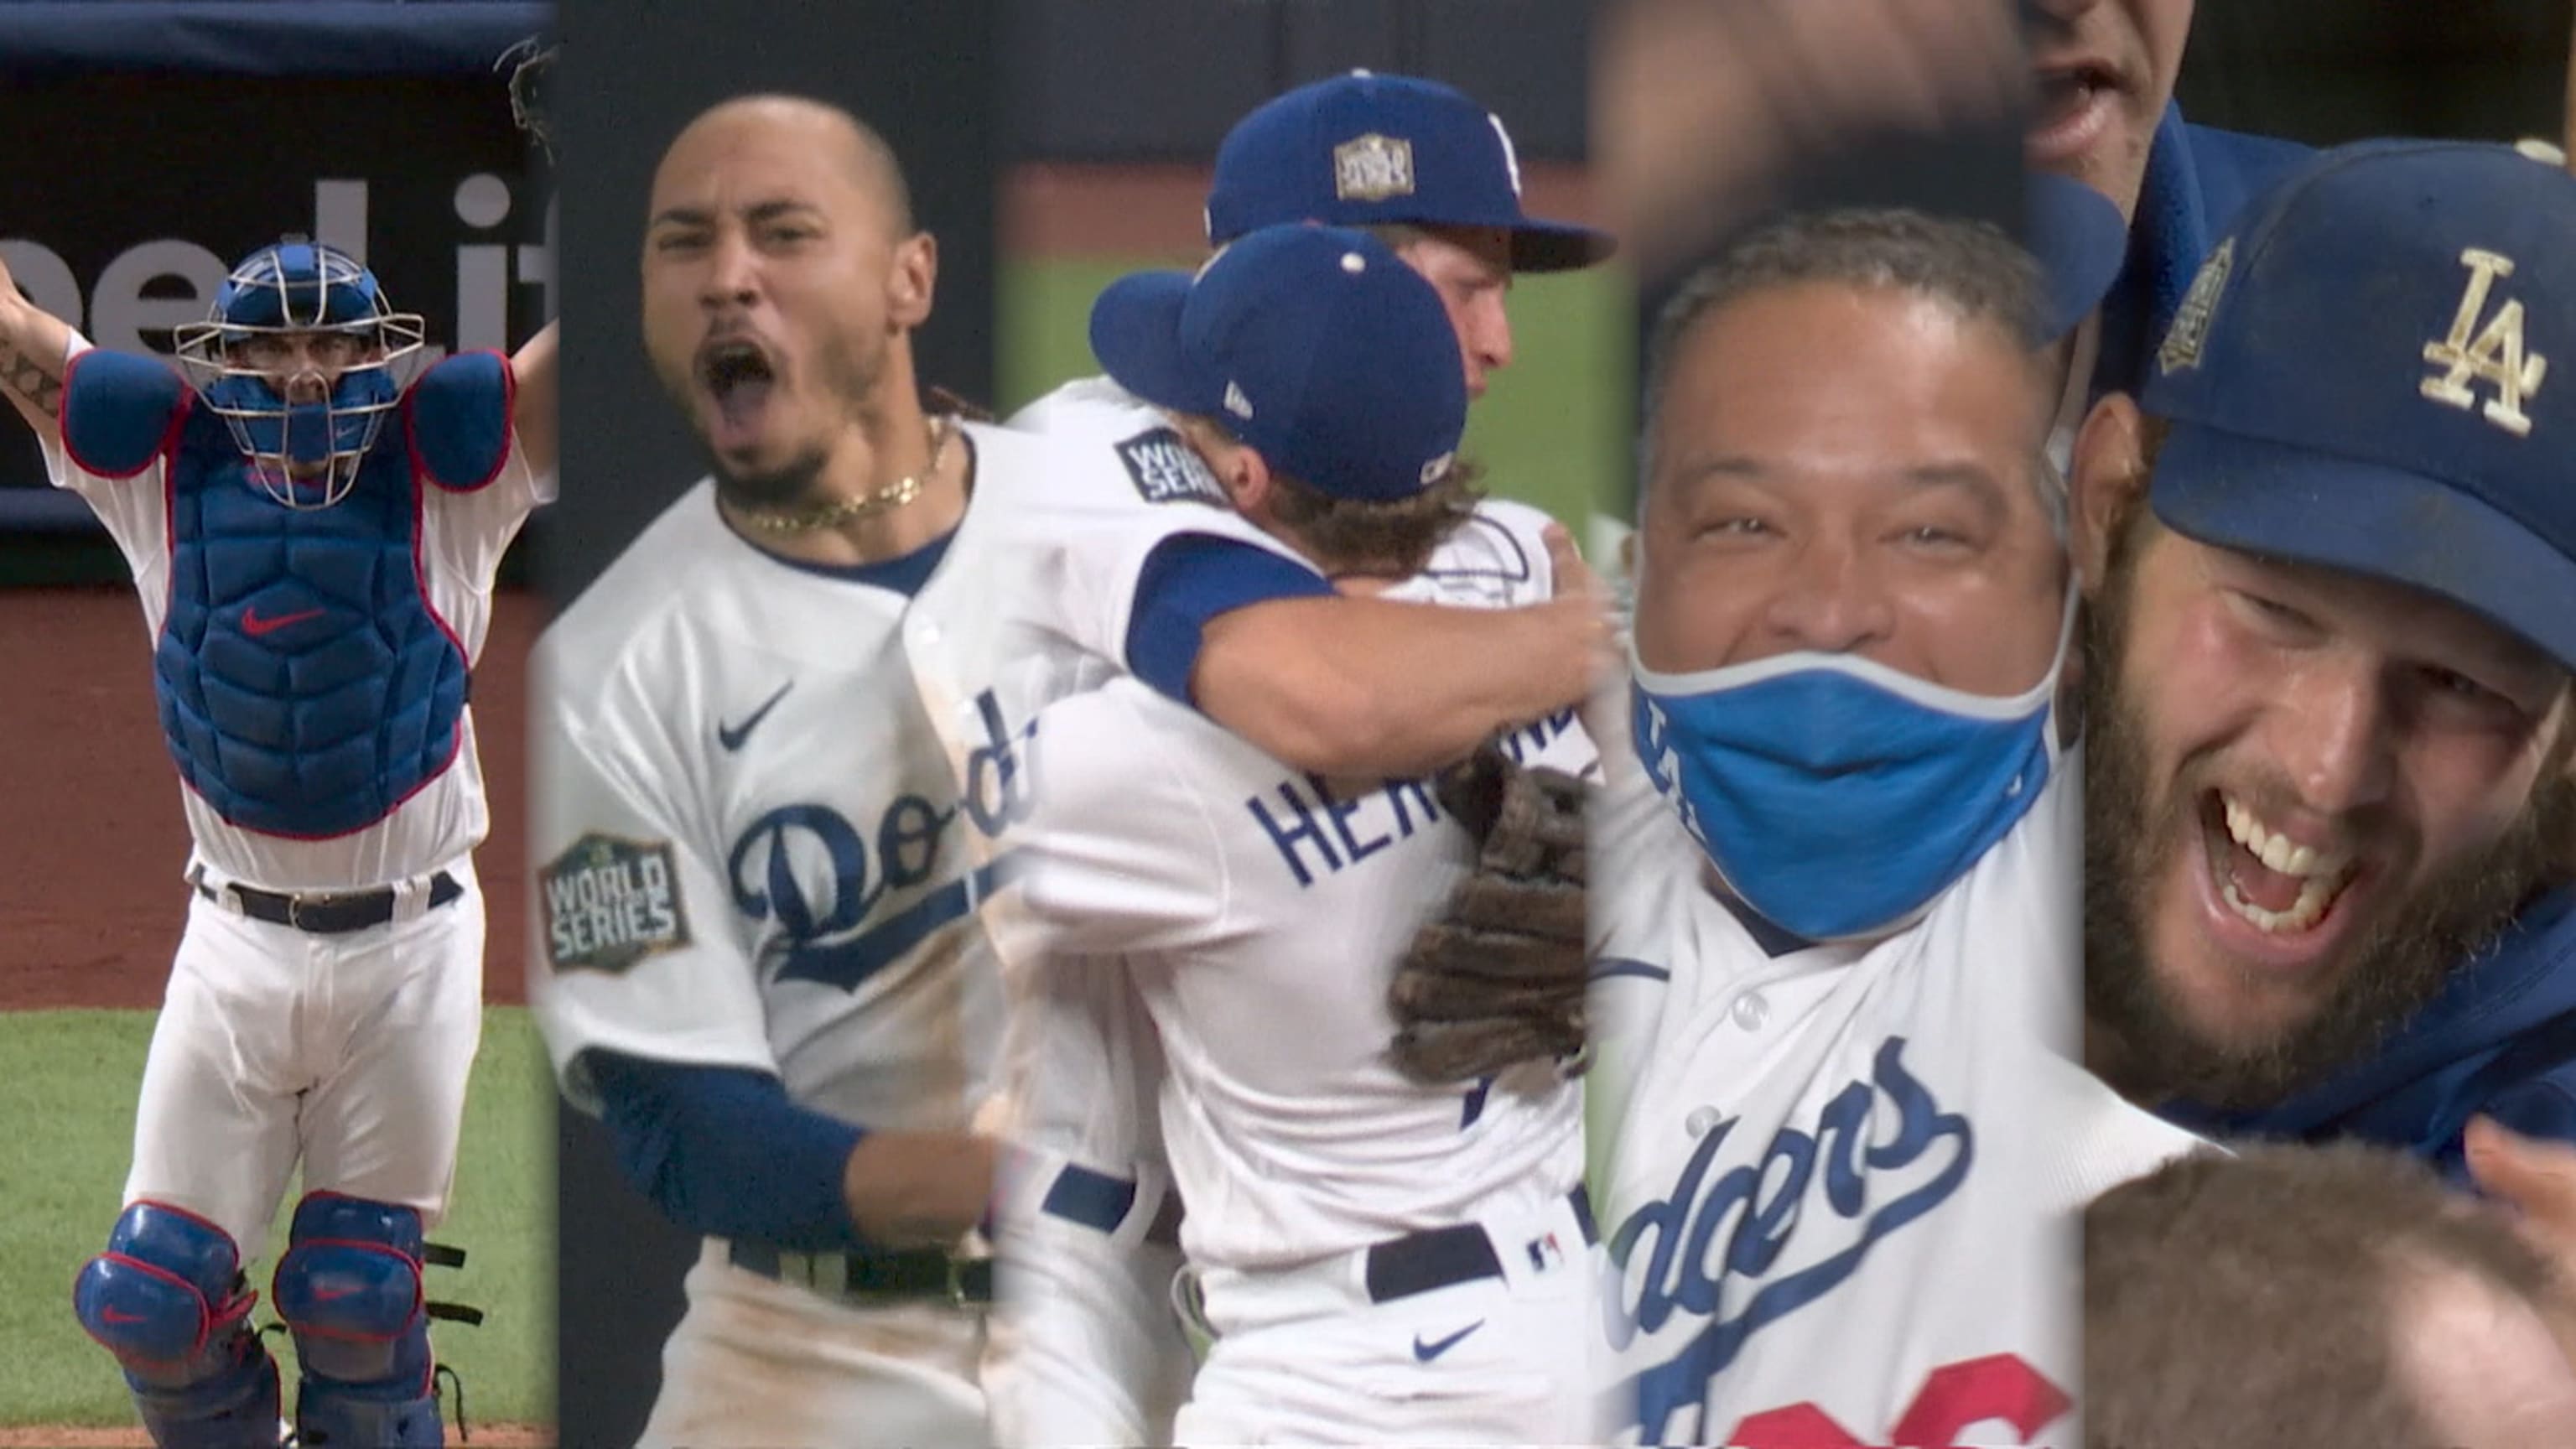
[1385,742,1590,1085]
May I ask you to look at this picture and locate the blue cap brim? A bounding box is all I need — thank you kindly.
[2027,174,2127,341]
[1088,272,1211,416]
[2152,419,2576,672]
[1509,216,1618,273]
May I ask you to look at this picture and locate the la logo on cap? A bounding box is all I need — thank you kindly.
[2421,247,2548,438]
[1334,133,1415,202]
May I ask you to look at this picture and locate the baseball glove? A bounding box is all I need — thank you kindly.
[1385,742,1590,1085]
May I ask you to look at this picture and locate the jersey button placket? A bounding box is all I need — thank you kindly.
[1730,990,1769,1031]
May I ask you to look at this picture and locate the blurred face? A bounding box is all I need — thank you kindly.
[641,101,932,507]
[1635,281,2066,696]
[2080,411,2573,1106]
[226,330,378,405]
[2024,0,2196,221]
[1390,226,1514,400]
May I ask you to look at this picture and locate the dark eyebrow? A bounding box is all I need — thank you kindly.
[646,198,824,231]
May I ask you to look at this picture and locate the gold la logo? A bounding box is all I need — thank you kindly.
[2421,248,2548,437]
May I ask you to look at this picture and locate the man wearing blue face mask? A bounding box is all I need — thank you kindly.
[1585,201,2199,1448]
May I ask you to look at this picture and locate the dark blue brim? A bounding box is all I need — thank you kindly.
[1509,216,1618,273]
[2152,418,2576,672]
[2027,173,2127,341]
[1088,271,1212,417]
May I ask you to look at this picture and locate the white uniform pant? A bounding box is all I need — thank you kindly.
[123,859,486,1263]
[640,1239,988,1449]
[986,1153,1193,1446]
[1174,1192,1600,1446]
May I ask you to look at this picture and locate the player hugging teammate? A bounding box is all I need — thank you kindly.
[524,74,1616,1449]
[1,234,557,1448]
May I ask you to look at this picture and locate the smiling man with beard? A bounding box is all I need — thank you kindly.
[2072,138,2576,1182]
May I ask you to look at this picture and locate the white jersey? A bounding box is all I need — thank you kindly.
[45,333,549,892]
[1005,498,1597,1274]
[1587,743,2206,1446]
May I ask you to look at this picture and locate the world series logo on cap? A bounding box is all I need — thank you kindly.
[2158,239,2233,376]
[1334,133,1415,202]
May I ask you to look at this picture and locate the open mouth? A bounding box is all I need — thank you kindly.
[696,338,778,436]
[2198,791,2363,938]
[2026,62,2121,164]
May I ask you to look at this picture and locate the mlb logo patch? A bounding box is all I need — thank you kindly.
[1526,1232,1565,1274]
[1115,427,1228,507]
[1334,132,1415,202]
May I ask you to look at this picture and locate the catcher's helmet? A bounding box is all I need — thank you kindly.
[172,239,426,508]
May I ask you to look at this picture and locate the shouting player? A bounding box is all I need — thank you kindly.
[2075,143,2576,1178]
[1001,222,1601,1446]
[1585,207,2182,1446]
[1,235,556,1449]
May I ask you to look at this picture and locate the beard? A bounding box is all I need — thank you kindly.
[2082,512,2571,1111]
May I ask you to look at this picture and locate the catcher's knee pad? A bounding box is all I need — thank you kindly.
[73,1202,283,1447]
[272,1192,442,1449]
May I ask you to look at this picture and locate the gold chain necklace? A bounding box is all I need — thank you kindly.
[736,416,953,535]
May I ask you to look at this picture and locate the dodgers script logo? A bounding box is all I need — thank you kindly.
[1605,1036,1973,1441]
[725,689,1037,994]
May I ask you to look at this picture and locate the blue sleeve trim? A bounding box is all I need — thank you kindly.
[584,1050,870,1251]
[404,351,513,492]
[1125,533,1332,708]
[61,351,190,480]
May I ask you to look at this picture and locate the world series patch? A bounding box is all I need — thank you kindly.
[1116,427,1228,507]
[539,832,690,974]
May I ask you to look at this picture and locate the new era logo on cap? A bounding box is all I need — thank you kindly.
[1223,382,1254,420]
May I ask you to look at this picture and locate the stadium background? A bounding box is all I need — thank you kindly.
[0,1,2566,1444]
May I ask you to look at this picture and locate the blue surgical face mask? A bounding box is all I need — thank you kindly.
[1630,587,2075,943]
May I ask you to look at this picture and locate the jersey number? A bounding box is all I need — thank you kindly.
[1725,1353,2071,1447]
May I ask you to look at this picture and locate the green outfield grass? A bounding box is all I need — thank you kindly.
[0,1007,553,1429]
[1001,257,1635,532]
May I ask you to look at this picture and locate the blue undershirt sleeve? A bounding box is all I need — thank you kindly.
[585,1048,870,1251]
[1124,533,1335,709]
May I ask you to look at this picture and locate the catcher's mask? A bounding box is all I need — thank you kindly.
[173,239,426,509]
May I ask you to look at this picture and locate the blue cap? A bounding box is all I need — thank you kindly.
[2027,172,2127,341]
[1206,71,1613,273]
[1090,224,1467,503]
[2140,140,2576,669]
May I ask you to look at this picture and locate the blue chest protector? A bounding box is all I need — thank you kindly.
[64,349,512,839]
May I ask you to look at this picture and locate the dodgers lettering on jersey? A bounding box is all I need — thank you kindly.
[1588,748,2196,1446]
[529,423,1074,1134]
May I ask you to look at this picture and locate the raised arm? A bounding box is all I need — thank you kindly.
[1192,529,1613,779]
[511,318,558,478]
[0,249,75,437]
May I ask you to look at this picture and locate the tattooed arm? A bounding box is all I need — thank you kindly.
[0,248,74,437]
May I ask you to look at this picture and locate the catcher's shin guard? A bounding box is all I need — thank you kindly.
[73,1202,285,1449]
[272,1192,477,1448]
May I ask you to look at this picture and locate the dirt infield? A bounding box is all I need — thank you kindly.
[0,586,537,1012]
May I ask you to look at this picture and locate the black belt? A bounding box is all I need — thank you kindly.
[1039,1162,1184,1247]
[727,1240,994,1306]
[1363,1186,1597,1305]
[191,867,464,935]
